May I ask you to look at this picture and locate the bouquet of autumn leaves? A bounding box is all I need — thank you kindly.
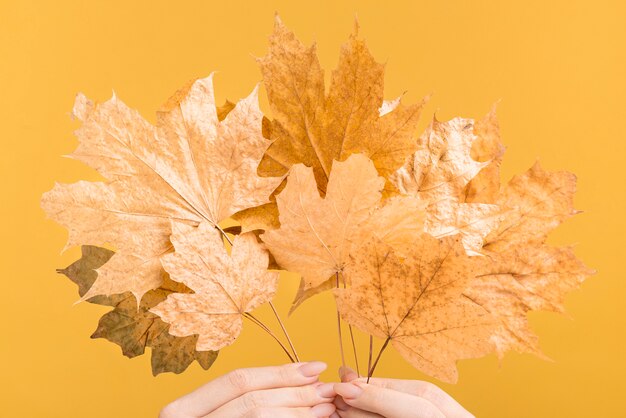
[41,17,595,383]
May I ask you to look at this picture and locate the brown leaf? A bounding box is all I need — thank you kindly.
[150,221,279,351]
[257,15,427,193]
[57,245,218,375]
[41,74,283,301]
[335,235,497,383]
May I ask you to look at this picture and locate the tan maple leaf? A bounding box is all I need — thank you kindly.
[57,245,218,375]
[41,74,282,301]
[261,153,425,309]
[258,16,427,190]
[466,244,594,357]
[150,221,279,351]
[463,161,596,356]
[335,235,497,383]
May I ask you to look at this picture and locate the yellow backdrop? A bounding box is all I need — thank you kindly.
[2,0,624,416]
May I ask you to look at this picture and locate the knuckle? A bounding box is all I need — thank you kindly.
[243,407,270,418]
[418,381,443,402]
[277,364,295,382]
[240,391,263,412]
[227,369,252,392]
[294,386,315,404]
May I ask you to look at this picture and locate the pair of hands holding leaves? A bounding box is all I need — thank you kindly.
[159,362,473,418]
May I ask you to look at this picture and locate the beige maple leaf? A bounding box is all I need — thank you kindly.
[258,16,427,190]
[462,103,507,203]
[389,116,490,200]
[335,235,497,383]
[261,153,426,309]
[463,161,596,356]
[150,221,279,351]
[41,74,282,301]
[389,115,506,254]
[57,245,218,375]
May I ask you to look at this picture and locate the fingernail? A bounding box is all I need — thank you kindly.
[311,402,336,417]
[298,361,327,377]
[334,382,362,399]
[316,382,336,398]
[338,366,357,382]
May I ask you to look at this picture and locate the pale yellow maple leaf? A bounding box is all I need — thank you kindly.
[335,235,497,383]
[150,221,278,351]
[41,74,282,301]
[261,153,425,308]
[389,115,506,254]
[462,103,507,203]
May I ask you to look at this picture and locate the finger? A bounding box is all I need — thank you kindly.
[208,383,336,418]
[173,362,327,416]
[335,396,383,418]
[336,408,382,418]
[339,366,359,383]
[240,403,336,418]
[333,395,351,411]
[354,377,473,417]
[334,382,445,418]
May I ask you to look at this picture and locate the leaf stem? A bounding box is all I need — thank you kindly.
[268,301,300,362]
[336,272,346,370]
[340,272,360,377]
[215,224,233,246]
[367,336,391,383]
[244,313,295,363]
[215,224,298,363]
[367,334,373,381]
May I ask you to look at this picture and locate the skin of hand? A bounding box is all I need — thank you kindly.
[159,362,337,418]
[331,367,475,418]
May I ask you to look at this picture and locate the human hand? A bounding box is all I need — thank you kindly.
[159,362,337,418]
[331,367,474,418]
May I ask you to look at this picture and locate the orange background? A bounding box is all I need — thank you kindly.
[1,1,625,416]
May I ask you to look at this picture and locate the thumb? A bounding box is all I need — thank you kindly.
[338,366,359,382]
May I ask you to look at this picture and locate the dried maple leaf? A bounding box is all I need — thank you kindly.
[41,74,282,302]
[335,235,497,383]
[258,16,427,190]
[463,162,597,356]
[389,115,506,254]
[57,245,217,375]
[261,153,425,309]
[389,116,490,200]
[230,16,428,234]
[150,221,279,351]
[462,103,506,203]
